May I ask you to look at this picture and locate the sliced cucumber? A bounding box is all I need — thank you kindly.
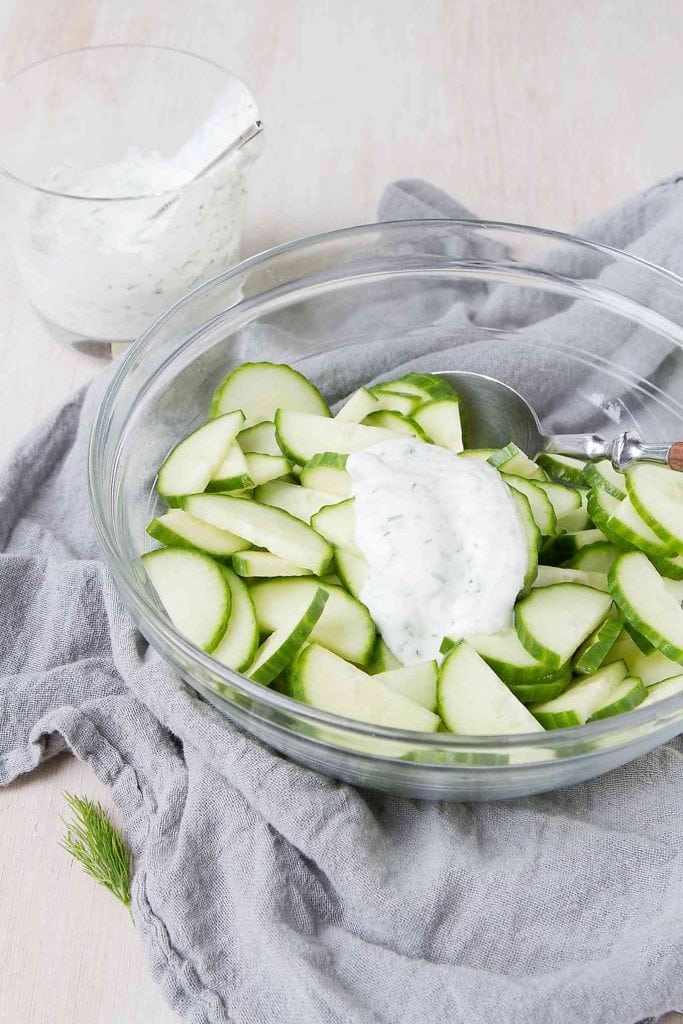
[608,551,683,664]
[368,637,402,673]
[311,498,359,555]
[232,551,313,578]
[207,443,253,492]
[336,387,380,423]
[333,547,368,598]
[237,420,281,456]
[249,576,376,665]
[573,607,623,674]
[583,459,627,499]
[247,588,328,685]
[640,673,683,707]
[363,409,429,440]
[650,550,683,581]
[142,547,231,652]
[624,620,656,655]
[532,565,609,592]
[210,361,330,426]
[606,629,683,686]
[556,490,591,533]
[372,661,438,711]
[507,671,573,706]
[505,476,557,537]
[377,372,457,403]
[606,495,677,559]
[532,479,582,521]
[489,442,547,480]
[540,528,606,565]
[368,387,421,416]
[535,453,586,485]
[508,488,540,590]
[212,568,259,671]
[156,411,244,505]
[275,410,402,464]
[299,452,351,497]
[255,480,343,523]
[567,541,620,573]
[467,628,569,684]
[458,448,497,461]
[626,464,683,555]
[146,508,249,562]
[244,453,292,486]
[438,641,544,735]
[515,583,612,669]
[530,660,627,728]
[412,398,464,453]
[288,644,440,731]
[587,676,647,722]
[184,494,333,575]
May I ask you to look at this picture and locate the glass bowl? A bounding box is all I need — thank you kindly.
[89,220,683,800]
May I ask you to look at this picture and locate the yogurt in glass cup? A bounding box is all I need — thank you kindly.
[0,45,262,353]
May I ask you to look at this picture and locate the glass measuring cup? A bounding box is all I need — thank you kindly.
[0,45,263,354]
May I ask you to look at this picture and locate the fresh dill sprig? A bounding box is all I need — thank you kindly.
[60,792,133,915]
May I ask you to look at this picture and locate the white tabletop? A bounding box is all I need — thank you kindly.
[2,2,683,1021]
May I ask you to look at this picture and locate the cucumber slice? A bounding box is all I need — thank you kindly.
[626,464,683,555]
[207,443,253,492]
[515,583,612,669]
[507,671,573,706]
[156,411,244,505]
[438,641,544,735]
[489,443,547,480]
[244,453,292,486]
[333,547,368,598]
[640,673,683,707]
[624,620,656,655]
[587,676,647,721]
[608,551,683,664]
[535,453,586,485]
[311,498,359,554]
[530,660,627,728]
[363,409,429,440]
[212,568,259,671]
[567,541,620,573]
[210,361,330,426]
[237,421,281,456]
[606,495,677,558]
[336,387,380,423]
[540,528,606,565]
[288,644,440,731]
[377,372,457,402]
[650,550,683,581]
[412,399,464,453]
[508,488,540,590]
[556,490,591,533]
[532,479,582,521]
[249,576,376,665]
[247,587,328,685]
[532,565,609,592]
[299,453,351,497]
[142,547,231,653]
[573,607,623,674]
[232,551,313,578]
[184,494,333,575]
[505,476,557,537]
[583,459,627,499]
[372,661,438,711]
[467,628,569,684]
[458,448,497,461]
[368,388,421,416]
[368,637,402,673]
[146,508,249,562]
[255,480,343,523]
[275,410,401,464]
[606,629,683,685]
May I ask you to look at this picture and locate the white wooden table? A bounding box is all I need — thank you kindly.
[2,2,683,1021]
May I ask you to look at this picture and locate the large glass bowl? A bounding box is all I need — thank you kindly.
[88,221,683,800]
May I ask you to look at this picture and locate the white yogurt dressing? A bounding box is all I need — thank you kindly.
[347,438,528,665]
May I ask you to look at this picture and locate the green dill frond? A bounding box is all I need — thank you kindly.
[60,792,132,913]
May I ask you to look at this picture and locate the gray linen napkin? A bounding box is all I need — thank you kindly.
[2,177,683,1024]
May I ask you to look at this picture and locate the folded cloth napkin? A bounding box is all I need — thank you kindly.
[2,177,683,1024]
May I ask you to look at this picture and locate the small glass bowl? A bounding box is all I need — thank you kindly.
[0,45,262,353]
[89,220,683,800]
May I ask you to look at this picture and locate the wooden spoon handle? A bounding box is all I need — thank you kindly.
[668,442,683,472]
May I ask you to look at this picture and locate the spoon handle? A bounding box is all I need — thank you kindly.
[543,432,683,472]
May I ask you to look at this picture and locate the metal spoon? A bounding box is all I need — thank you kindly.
[437,370,683,472]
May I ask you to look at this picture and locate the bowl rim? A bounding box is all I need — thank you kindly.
[88,217,683,753]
